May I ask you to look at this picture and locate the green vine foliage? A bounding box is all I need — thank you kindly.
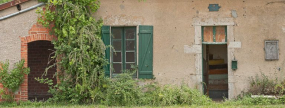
[36,0,107,103]
[0,60,30,102]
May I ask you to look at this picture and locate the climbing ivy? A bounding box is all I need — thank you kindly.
[36,0,107,103]
[0,60,30,102]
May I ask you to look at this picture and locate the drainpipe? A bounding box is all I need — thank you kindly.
[0,3,45,21]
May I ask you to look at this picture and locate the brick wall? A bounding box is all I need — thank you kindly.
[28,40,57,101]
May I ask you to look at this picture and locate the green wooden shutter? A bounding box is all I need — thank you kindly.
[138,25,153,79]
[102,26,110,77]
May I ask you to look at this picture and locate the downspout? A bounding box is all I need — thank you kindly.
[0,2,45,21]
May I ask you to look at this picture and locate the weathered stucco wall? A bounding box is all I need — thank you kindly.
[0,0,39,65]
[94,0,285,98]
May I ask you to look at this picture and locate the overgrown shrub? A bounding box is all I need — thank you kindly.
[225,72,285,105]
[0,60,30,102]
[248,72,285,95]
[248,72,276,95]
[104,72,142,106]
[139,83,212,106]
[103,71,212,106]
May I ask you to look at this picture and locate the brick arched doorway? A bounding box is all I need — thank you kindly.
[19,23,57,101]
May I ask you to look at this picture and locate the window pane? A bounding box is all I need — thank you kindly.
[113,63,122,74]
[112,28,122,39]
[203,26,213,42]
[126,40,135,50]
[113,41,121,50]
[126,63,135,70]
[126,52,135,62]
[125,28,135,39]
[113,52,121,62]
[216,26,226,42]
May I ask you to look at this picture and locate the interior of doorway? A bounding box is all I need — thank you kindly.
[203,44,228,100]
[28,40,57,101]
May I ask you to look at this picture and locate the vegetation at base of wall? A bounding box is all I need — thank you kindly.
[0,60,30,102]
[223,95,285,105]
[247,72,285,95]
[103,72,212,106]
[2,70,285,106]
[221,72,285,105]
[36,0,106,104]
[0,70,213,106]
[37,66,212,106]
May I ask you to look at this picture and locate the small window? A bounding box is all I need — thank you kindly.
[202,26,227,43]
[265,40,279,60]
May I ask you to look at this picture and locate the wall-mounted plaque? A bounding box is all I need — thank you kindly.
[208,4,220,11]
[265,40,279,60]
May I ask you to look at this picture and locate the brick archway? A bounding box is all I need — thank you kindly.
[18,23,57,101]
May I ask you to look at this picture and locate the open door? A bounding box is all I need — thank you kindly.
[202,26,228,101]
[203,44,228,100]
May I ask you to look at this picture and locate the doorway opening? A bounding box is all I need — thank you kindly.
[28,40,57,101]
[203,44,228,100]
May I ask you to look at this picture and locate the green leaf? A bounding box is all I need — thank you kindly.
[69,26,76,35]
[62,27,68,37]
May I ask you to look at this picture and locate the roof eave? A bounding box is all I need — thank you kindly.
[0,0,30,11]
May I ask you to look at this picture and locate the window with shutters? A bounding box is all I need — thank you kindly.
[102,25,153,79]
